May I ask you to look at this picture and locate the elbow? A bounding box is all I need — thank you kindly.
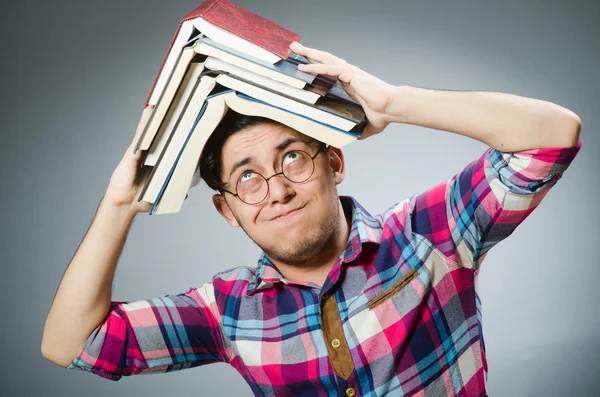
[565,116,581,147]
[41,335,77,368]
[41,345,68,368]
[563,108,582,142]
[549,105,582,148]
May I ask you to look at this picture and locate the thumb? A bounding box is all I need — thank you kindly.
[357,123,378,140]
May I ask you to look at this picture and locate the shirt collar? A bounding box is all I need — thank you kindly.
[246,195,382,296]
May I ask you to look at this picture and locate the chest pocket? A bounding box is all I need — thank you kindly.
[367,267,419,310]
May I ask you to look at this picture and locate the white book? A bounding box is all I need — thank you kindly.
[153,94,229,215]
[140,76,218,204]
[193,18,280,64]
[136,37,316,154]
[147,21,197,106]
[136,46,199,152]
[147,16,283,106]
[145,62,206,167]
[204,57,320,104]
[215,74,358,131]
[193,40,305,89]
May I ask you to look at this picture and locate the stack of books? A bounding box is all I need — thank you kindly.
[132,0,367,215]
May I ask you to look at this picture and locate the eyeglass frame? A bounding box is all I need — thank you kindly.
[220,144,327,205]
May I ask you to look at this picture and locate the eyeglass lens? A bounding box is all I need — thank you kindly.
[236,150,315,204]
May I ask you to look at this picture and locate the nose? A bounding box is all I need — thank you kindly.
[266,172,295,205]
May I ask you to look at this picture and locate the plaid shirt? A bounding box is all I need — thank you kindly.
[68,138,582,396]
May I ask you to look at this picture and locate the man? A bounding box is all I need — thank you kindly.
[41,41,582,396]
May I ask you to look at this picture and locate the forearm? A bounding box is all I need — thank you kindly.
[387,85,581,152]
[42,198,137,367]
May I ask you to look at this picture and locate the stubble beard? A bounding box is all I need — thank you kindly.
[237,191,342,266]
[264,198,341,266]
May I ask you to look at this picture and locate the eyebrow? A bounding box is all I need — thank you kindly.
[228,137,303,179]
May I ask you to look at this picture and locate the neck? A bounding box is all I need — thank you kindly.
[268,200,351,288]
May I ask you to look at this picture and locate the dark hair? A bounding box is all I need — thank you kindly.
[199,111,273,192]
[198,111,326,192]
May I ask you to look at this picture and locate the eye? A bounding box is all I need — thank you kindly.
[283,151,301,166]
[239,170,258,184]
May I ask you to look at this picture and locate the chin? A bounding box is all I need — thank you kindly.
[269,218,318,242]
[277,223,311,243]
[266,235,325,265]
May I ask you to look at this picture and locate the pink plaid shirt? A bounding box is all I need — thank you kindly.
[68,138,582,396]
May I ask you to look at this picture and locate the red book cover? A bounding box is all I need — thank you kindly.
[144,0,301,107]
[196,0,301,59]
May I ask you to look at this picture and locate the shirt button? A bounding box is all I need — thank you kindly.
[346,387,356,396]
[331,338,341,348]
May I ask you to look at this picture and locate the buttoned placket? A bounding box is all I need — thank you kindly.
[319,285,355,381]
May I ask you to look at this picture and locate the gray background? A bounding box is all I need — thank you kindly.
[1,0,598,396]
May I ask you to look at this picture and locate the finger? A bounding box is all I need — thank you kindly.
[297,63,358,83]
[123,144,147,166]
[130,105,154,150]
[290,42,346,65]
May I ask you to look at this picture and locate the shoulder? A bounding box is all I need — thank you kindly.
[212,265,259,283]
[376,193,429,234]
[178,265,259,311]
[208,265,260,297]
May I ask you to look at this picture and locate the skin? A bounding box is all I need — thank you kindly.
[212,122,351,287]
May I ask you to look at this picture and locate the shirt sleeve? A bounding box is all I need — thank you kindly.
[66,282,229,381]
[409,137,582,273]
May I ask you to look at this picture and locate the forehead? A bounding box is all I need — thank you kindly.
[221,122,312,170]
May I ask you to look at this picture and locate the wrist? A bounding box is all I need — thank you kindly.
[385,85,415,124]
[98,197,139,223]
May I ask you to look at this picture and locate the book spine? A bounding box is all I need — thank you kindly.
[149,99,210,215]
[149,89,234,214]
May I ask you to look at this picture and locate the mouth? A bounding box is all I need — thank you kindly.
[270,205,306,222]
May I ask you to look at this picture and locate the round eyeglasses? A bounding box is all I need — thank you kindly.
[221,146,325,205]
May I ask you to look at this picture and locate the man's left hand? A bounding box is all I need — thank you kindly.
[290,41,397,140]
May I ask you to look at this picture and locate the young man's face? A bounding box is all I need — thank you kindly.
[212,121,346,266]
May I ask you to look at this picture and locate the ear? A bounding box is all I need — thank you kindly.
[212,194,240,227]
[326,146,345,185]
